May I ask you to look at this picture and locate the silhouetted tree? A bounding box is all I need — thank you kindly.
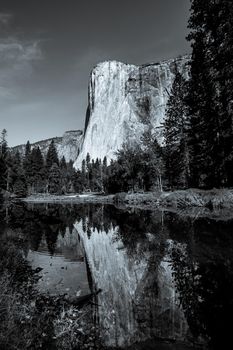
[0,129,8,192]
[163,65,189,189]
[46,140,59,171]
[48,163,62,194]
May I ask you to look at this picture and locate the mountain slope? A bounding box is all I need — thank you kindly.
[13,130,83,162]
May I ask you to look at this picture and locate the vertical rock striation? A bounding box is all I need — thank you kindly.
[74,56,189,168]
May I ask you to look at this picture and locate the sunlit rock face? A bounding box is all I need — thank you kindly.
[12,130,83,162]
[74,56,189,168]
[57,130,83,162]
[74,222,189,348]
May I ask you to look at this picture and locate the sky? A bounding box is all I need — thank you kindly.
[0,0,191,147]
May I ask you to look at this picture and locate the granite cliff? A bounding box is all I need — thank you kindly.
[74,56,190,168]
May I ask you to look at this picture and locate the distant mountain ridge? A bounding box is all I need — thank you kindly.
[12,130,83,162]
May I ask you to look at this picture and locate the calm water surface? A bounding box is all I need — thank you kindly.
[2,203,233,349]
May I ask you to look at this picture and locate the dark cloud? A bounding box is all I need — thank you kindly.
[0,0,191,146]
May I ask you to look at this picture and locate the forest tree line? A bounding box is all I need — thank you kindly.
[0,128,163,196]
[1,0,233,196]
[0,134,76,197]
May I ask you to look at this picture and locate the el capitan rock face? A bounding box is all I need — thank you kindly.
[13,130,83,162]
[74,56,189,168]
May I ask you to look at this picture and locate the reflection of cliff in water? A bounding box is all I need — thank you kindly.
[74,218,190,348]
[3,202,233,349]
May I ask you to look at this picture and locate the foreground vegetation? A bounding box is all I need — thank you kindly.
[113,189,233,219]
[0,228,103,350]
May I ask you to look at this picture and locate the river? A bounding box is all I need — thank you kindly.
[1,202,233,349]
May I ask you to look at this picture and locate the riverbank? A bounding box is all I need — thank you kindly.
[23,188,233,210]
[23,193,115,204]
[119,188,233,209]
[115,189,233,220]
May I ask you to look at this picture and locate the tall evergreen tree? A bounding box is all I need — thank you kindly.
[66,160,76,193]
[205,0,233,186]
[48,163,62,194]
[60,156,67,170]
[186,0,233,188]
[13,169,27,197]
[163,65,189,189]
[9,151,23,192]
[60,156,68,193]
[81,159,87,190]
[0,129,8,191]
[73,169,83,193]
[23,141,32,181]
[46,140,59,171]
[86,153,91,189]
[30,147,45,193]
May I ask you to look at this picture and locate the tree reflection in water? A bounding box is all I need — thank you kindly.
[1,203,233,349]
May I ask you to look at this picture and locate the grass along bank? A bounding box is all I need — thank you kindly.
[113,188,233,211]
[21,188,233,213]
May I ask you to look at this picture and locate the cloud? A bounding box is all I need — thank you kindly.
[0,86,14,99]
[0,10,43,100]
[0,38,43,99]
[0,13,13,28]
[0,39,42,61]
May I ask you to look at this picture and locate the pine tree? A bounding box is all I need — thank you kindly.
[30,147,45,193]
[60,156,67,193]
[0,129,8,191]
[13,170,27,197]
[8,151,23,193]
[205,0,233,186]
[103,156,107,168]
[163,64,188,189]
[66,160,76,193]
[186,0,232,188]
[60,156,67,170]
[102,157,108,192]
[46,140,59,171]
[0,129,7,156]
[73,170,83,193]
[48,163,62,194]
[23,141,32,180]
[86,153,91,189]
[81,159,87,190]
[0,154,7,191]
